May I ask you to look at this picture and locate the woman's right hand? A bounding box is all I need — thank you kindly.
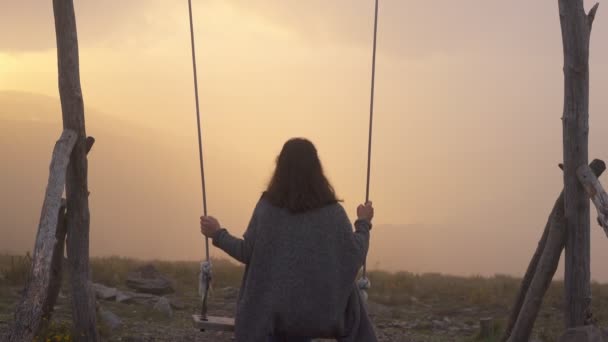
[357,201,374,221]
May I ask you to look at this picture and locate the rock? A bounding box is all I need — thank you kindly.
[461,324,475,331]
[131,292,159,305]
[388,321,403,329]
[91,283,118,300]
[126,264,174,295]
[115,290,134,304]
[153,297,173,318]
[406,320,420,329]
[169,297,186,310]
[99,308,123,331]
[432,320,446,329]
[416,321,433,330]
[559,326,605,342]
[376,322,389,329]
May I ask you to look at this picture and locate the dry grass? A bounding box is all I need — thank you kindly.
[0,253,31,286]
[89,256,243,293]
[4,253,608,341]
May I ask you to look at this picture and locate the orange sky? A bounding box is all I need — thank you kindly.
[2,0,608,279]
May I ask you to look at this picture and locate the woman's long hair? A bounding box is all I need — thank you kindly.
[263,138,340,213]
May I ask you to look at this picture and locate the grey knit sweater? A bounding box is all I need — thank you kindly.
[212,198,378,342]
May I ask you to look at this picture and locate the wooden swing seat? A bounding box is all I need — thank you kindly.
[192,314,235,332]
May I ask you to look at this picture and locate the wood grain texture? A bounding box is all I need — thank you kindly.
[192,315,235,332]
[7,130,77,342]
[504,160,605,341]
[43,199,67,320]
[53,0,99,340]
[558,0,599,328]
[577,163,608,234]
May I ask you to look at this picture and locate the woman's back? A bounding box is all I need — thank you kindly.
[201,138,377,341]
[213,199,374,341]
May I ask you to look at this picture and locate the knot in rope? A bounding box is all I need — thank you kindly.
[357,276,371,302]
[357,276,371,290]
[199,260,213,298]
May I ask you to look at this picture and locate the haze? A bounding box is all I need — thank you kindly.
[2,0,608,280]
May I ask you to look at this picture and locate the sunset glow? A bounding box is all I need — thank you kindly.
[2,0,608,280]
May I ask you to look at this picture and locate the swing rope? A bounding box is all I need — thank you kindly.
[187,0,379,309]
[187,0,212,319]
[359,0,379,296]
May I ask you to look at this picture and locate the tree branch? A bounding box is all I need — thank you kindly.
[588,3,600,28]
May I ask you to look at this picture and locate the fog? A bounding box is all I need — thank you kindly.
[2,0,608,280]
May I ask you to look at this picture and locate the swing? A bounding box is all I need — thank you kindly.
[188,0,380,332]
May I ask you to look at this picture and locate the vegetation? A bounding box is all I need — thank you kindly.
[3,253,608,341]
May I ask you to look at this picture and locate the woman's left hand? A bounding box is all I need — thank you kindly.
[200,216,221,238]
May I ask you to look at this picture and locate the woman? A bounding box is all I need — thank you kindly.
[200,138,377,342]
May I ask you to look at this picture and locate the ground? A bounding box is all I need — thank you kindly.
[2,255,608,342]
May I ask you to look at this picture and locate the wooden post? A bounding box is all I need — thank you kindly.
[503,160,606,342]
[558,0,599,328]
[42,199,67,319]
[502,200,551,341]
[44,138,94,321]
[479,317,494,339]
[52,1,99,340]
[509,199,566,342]
[7,130,77,342]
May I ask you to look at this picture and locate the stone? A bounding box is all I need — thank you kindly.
[559,325,605,342]
[99,308,123,331]
[153,297,173,318]
[169,297,186,310]
[126,264,174,295]
[432,320,446,329]
[91,283,118,300]
[115,290,134,304]
[131,292,159,305]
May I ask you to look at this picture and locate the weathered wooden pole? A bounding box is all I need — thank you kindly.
[503,161,605,342]
[507,165,606,342]
[558,0,599,327]
[7,130,77,342]
[52,0,99,340]
[43,199,67,319]
[502,202,551,341]
[577,163,608,233]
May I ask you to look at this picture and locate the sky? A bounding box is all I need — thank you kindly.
[2,0,608,279]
